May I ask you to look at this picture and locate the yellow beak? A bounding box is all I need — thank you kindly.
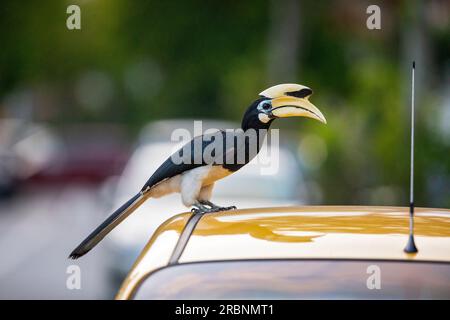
[270,96,327,124]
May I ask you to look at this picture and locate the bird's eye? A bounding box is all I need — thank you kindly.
[259,101,271,111]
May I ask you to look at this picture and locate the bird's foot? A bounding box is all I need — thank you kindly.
[216,205,237,211]
[198,201,237,213]
[191,202,216,214]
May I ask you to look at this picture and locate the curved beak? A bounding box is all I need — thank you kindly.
[271,96,327,124]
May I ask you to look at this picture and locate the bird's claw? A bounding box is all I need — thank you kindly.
[219,205,236,211]
[191,204,237,214]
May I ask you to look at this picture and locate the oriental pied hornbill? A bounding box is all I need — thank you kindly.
[69,83,326,259]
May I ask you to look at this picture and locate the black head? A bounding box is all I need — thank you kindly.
[241,97,275,131]
[241,83,327,131]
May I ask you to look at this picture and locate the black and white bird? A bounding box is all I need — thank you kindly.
[69,83,326,259]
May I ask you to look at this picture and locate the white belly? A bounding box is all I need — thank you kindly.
[148,165,233,206]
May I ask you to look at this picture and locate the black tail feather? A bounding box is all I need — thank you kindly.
[69,192,145,259]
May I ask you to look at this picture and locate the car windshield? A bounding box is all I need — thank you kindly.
[133,260,450,299]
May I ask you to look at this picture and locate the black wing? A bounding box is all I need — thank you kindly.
[141,131,231,191]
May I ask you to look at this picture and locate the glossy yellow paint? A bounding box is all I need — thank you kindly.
[116,206,450,300]
[115,212,190,300]
[181,206,450,263]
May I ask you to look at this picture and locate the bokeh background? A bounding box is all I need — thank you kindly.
[0,0,448,299]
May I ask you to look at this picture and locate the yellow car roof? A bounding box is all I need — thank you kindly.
[116,206,450,299]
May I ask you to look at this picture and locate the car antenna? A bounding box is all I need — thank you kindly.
[404,61,418,254]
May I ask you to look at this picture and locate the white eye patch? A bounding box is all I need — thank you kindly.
[258,113,271,123]
[257,100,271,112]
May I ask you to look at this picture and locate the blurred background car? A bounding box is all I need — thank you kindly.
[27,124,129,185]
[0,119,60,198]
[104,120,306,285]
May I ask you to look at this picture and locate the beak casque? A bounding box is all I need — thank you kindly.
[259,83,327,124]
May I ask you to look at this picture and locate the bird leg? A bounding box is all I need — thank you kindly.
[191,202,211,214]
[191,201,237,214]
[199,200,236,212]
